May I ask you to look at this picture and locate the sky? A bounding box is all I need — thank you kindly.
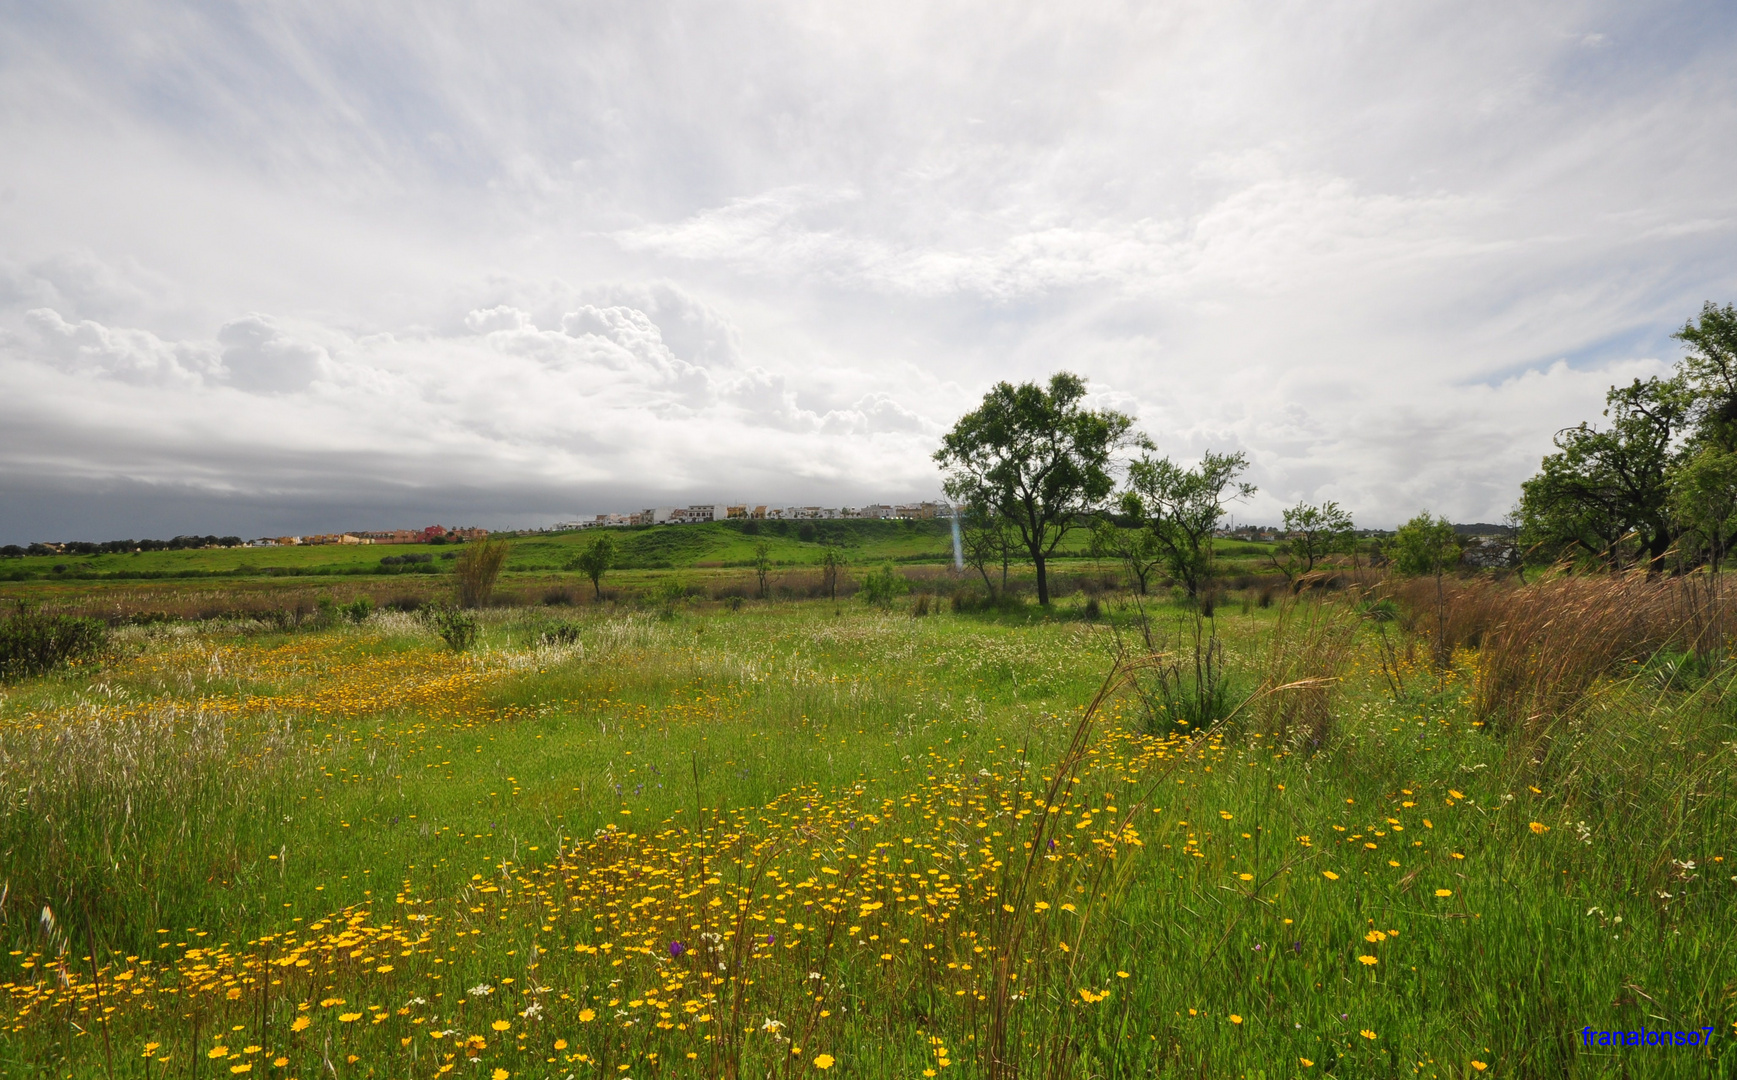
[2,1,1735,543]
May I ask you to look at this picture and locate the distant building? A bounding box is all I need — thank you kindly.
[564,499,944,527]
[895,501,943,519]
[669,505,718,525]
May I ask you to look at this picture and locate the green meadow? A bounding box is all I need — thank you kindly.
[1,565,1732,1079]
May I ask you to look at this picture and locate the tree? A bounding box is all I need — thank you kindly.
[1123,450,1255,602]
[1273,500,1355,580]
[1670,447,1737,575]
[1516,376,1689,571]
[570,533,616,600]
[934,373,1136,605]
[1676,301,1737,452]
[1387,512,1462,669]
[1088,496,1163,595]
[753,540,772,599]
[1387,513,1461,578]
[958,503,1018,596]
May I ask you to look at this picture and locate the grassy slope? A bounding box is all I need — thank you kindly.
[0,522,1279,578]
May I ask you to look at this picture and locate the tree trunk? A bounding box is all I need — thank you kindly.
[1033,548,1049,605]
[975,563,996,595]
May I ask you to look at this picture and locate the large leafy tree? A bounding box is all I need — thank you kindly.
[1123,450,1254,601]
[1517,376,1689,571]
[1676,301,1737,451]
[935,373,1136,605]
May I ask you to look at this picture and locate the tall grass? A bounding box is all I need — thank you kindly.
[455,538,510,608]
[1390,573,1733,739]
[1,585,1733,1076]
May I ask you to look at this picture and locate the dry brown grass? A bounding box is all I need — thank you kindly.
[1247,597,1361,750]
[1391,572,1735,739]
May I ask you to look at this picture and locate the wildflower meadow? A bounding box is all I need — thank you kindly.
[1,577,1732,1078]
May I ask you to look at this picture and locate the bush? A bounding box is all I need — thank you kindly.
[0,606,108,681]
[342,596,375,624]
[538,623,582,647]
[858,563,909,606]
[418,603,479,652]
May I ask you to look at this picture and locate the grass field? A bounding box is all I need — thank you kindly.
[0,521,978,581]
[0,521,1281,583]
[1,575,1732,1078]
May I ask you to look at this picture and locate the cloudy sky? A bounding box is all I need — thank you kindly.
[2,1,1735,542]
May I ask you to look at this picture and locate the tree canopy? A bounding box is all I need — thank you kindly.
[1123,450,1254,601]
[934,372,1136,605]
[1517,376,1689,570]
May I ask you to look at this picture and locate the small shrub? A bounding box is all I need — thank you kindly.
[648,576,689,606]
[542,587,576,606]
[383,595,424,613]
[798,522,817,542]
[538,623,582,647]
[418,603,479,652]
[858,563,909,607]
[342,596,375,624]
[1084,596,1101,620]
[0,606,108,681]
[911,593,932,617]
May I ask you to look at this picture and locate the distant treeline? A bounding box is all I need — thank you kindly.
[1,535,245,557]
